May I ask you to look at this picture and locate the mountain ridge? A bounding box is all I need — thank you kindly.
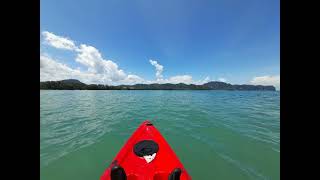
[40,79,276,91]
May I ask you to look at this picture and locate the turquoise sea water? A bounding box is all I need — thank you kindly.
[40,90,279,180]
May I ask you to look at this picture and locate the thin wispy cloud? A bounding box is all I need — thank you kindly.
[42,31,77,50]
[218,78,227,82]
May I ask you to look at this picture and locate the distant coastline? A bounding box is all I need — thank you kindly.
[40,79,276,91]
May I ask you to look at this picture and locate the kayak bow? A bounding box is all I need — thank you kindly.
[101,120,192,180]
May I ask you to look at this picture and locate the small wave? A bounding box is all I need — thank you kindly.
[219,153,269,180]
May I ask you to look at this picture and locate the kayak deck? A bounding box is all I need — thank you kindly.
[101,120,191,180]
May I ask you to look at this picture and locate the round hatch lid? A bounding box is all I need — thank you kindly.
[133,140,159,157]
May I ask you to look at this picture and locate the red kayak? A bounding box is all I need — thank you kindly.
[101,120,192,180]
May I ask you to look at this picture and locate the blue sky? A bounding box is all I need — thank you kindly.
[40,0,280,89]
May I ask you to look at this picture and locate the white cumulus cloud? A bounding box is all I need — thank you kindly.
[41,31,213,85]
[40,54,93,82]
[167,75,193,84]
[75,44,127,81]
[41,31,144,85]
[120,75,145,84]
[148,60,210,84]
[149,60,164,80]
[250,75,280,90]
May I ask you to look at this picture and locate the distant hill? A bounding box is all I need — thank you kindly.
[60,79,84,84]
[40,79,276,91]
[40,79,87,90]
[203,81,275,91]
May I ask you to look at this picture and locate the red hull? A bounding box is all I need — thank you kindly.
[101,120,192,180]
